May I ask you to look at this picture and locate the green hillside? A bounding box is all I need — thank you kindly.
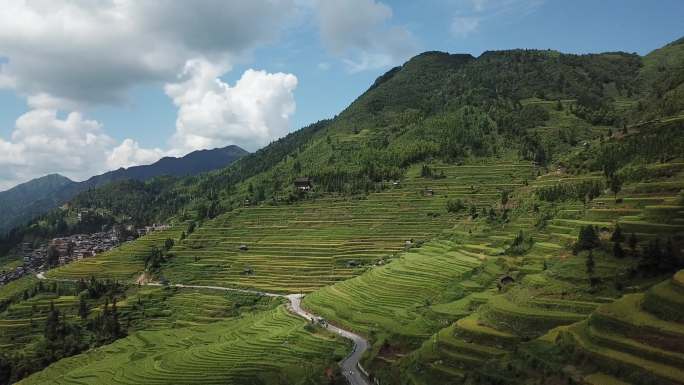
[2,37,684,385]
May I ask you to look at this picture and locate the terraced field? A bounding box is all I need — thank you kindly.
[389,166,684,384]
[19,306,348,385]
[8,160,684,385]
[0,281,279,353]
[161,162,534,293]
[47,225,187,281]
[122,286,280,330]
[302,239,484,337]
[0,291,81,349]
[552,270,684,385]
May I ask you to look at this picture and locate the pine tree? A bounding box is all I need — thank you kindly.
[79,296,88,320]
[45,301,60,342]
[628,232,638,254]
[576,225,600,253]
[586,251,595,275]
[609,175,622,201]
[610,224,624,243]
[613,241,625,259]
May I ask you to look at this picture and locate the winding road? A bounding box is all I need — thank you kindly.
[37,273,371,385]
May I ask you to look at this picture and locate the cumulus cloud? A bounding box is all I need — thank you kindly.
[313,0,418,72]
[0,0,295,107]
[0,110,168,189]
[0,109,115,189]
[107,139,164,170]
[166,60,298,153]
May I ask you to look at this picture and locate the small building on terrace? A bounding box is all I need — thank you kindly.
[294,177,313,191]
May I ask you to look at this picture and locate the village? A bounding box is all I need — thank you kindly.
[0,223,170,287]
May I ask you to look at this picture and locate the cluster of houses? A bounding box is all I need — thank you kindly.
[49,230,121,264]
[0,265,28,286]
[0,223,170,287]
[137,223,171,237]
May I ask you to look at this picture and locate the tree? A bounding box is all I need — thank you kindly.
[613,241,625,259]
[628,232,638,254]
[610,224,624,243]
[78,296,89,320]
[45,301,60,342]
[500,189,511,207]
[575,225,600,253]
[164,238,175,252]
[420,164,433,178]
[487,207,497,222]
[609,175,622,200]
[586,251,595,274]
[660,238,681,272]
[144,246,164,271]
[469,205,478,218]
[46,245,60,267]
[446,199,466,213]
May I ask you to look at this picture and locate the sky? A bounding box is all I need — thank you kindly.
[0,0,682,191]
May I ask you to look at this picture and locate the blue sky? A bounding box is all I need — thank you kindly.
[0,0,682,190]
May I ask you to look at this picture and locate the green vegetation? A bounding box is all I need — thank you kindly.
[3,37,684,385]
[18,306,347,385]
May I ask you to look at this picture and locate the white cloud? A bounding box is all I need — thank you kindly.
[0,109,115,188]
[313,0,418,72]
[0,109,169,189]
[166,60,298,153]
[107,139,164,170]
[449,0,545,38]
[0,0,295,107]
[451,16,480,38]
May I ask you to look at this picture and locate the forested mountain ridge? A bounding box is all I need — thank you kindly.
[0,145,247,238]
[0,175,75,237]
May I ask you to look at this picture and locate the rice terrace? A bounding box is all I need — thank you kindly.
[1,2,684,385]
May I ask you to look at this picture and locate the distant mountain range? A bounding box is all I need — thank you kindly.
[0,145,248,234]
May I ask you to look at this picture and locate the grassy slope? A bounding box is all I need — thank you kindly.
[19,306,348,385]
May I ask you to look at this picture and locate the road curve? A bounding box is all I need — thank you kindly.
[287,294,370,385]
[36,273,371,385]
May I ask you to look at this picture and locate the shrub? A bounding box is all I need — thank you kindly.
[506,230,534,255]
[446,199,466,213]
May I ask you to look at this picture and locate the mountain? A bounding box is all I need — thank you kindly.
[0,174,76,235]
[0,145,248,235]
[81,145,249,189]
